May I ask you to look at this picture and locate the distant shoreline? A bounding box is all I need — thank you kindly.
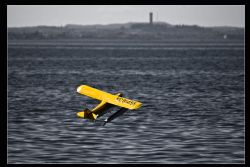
[8,23,244,41]
[8,39,244,50]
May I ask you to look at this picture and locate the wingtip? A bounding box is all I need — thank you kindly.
[77,85,84,93]
[103,118,108,126]
[137,102,143,109]
[131,102,142,110]
[103,121,107,126]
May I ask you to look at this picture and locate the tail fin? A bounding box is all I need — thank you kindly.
[77,109,98,120]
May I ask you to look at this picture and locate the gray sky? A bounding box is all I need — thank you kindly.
[7,5,245,27]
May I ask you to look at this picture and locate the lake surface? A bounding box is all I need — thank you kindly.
[8,41,244,163]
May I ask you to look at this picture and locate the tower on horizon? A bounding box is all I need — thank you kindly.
[149,12,153,25]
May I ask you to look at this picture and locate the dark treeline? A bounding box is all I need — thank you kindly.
[8,22,244,41]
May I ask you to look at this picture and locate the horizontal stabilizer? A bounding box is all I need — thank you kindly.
[77,109,98,120]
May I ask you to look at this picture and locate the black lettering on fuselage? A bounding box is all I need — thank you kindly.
[116,97,136,106]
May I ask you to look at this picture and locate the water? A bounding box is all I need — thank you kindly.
[8,43,244,163]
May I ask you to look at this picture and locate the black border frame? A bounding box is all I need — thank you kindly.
[2,1,246,166]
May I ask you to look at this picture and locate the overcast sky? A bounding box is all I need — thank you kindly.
[7,5,245,27]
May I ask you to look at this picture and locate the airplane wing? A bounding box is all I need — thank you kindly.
[77,85,142,110]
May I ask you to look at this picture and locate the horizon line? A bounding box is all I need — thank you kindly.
[7,21,245,29]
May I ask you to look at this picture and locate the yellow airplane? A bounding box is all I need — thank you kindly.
[76,85,142,126]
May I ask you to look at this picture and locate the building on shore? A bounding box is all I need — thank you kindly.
[149,12,153,25]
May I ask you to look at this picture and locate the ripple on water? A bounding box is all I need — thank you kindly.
[8,48,244,163]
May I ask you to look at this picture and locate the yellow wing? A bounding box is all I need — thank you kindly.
[77,85,142,110]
